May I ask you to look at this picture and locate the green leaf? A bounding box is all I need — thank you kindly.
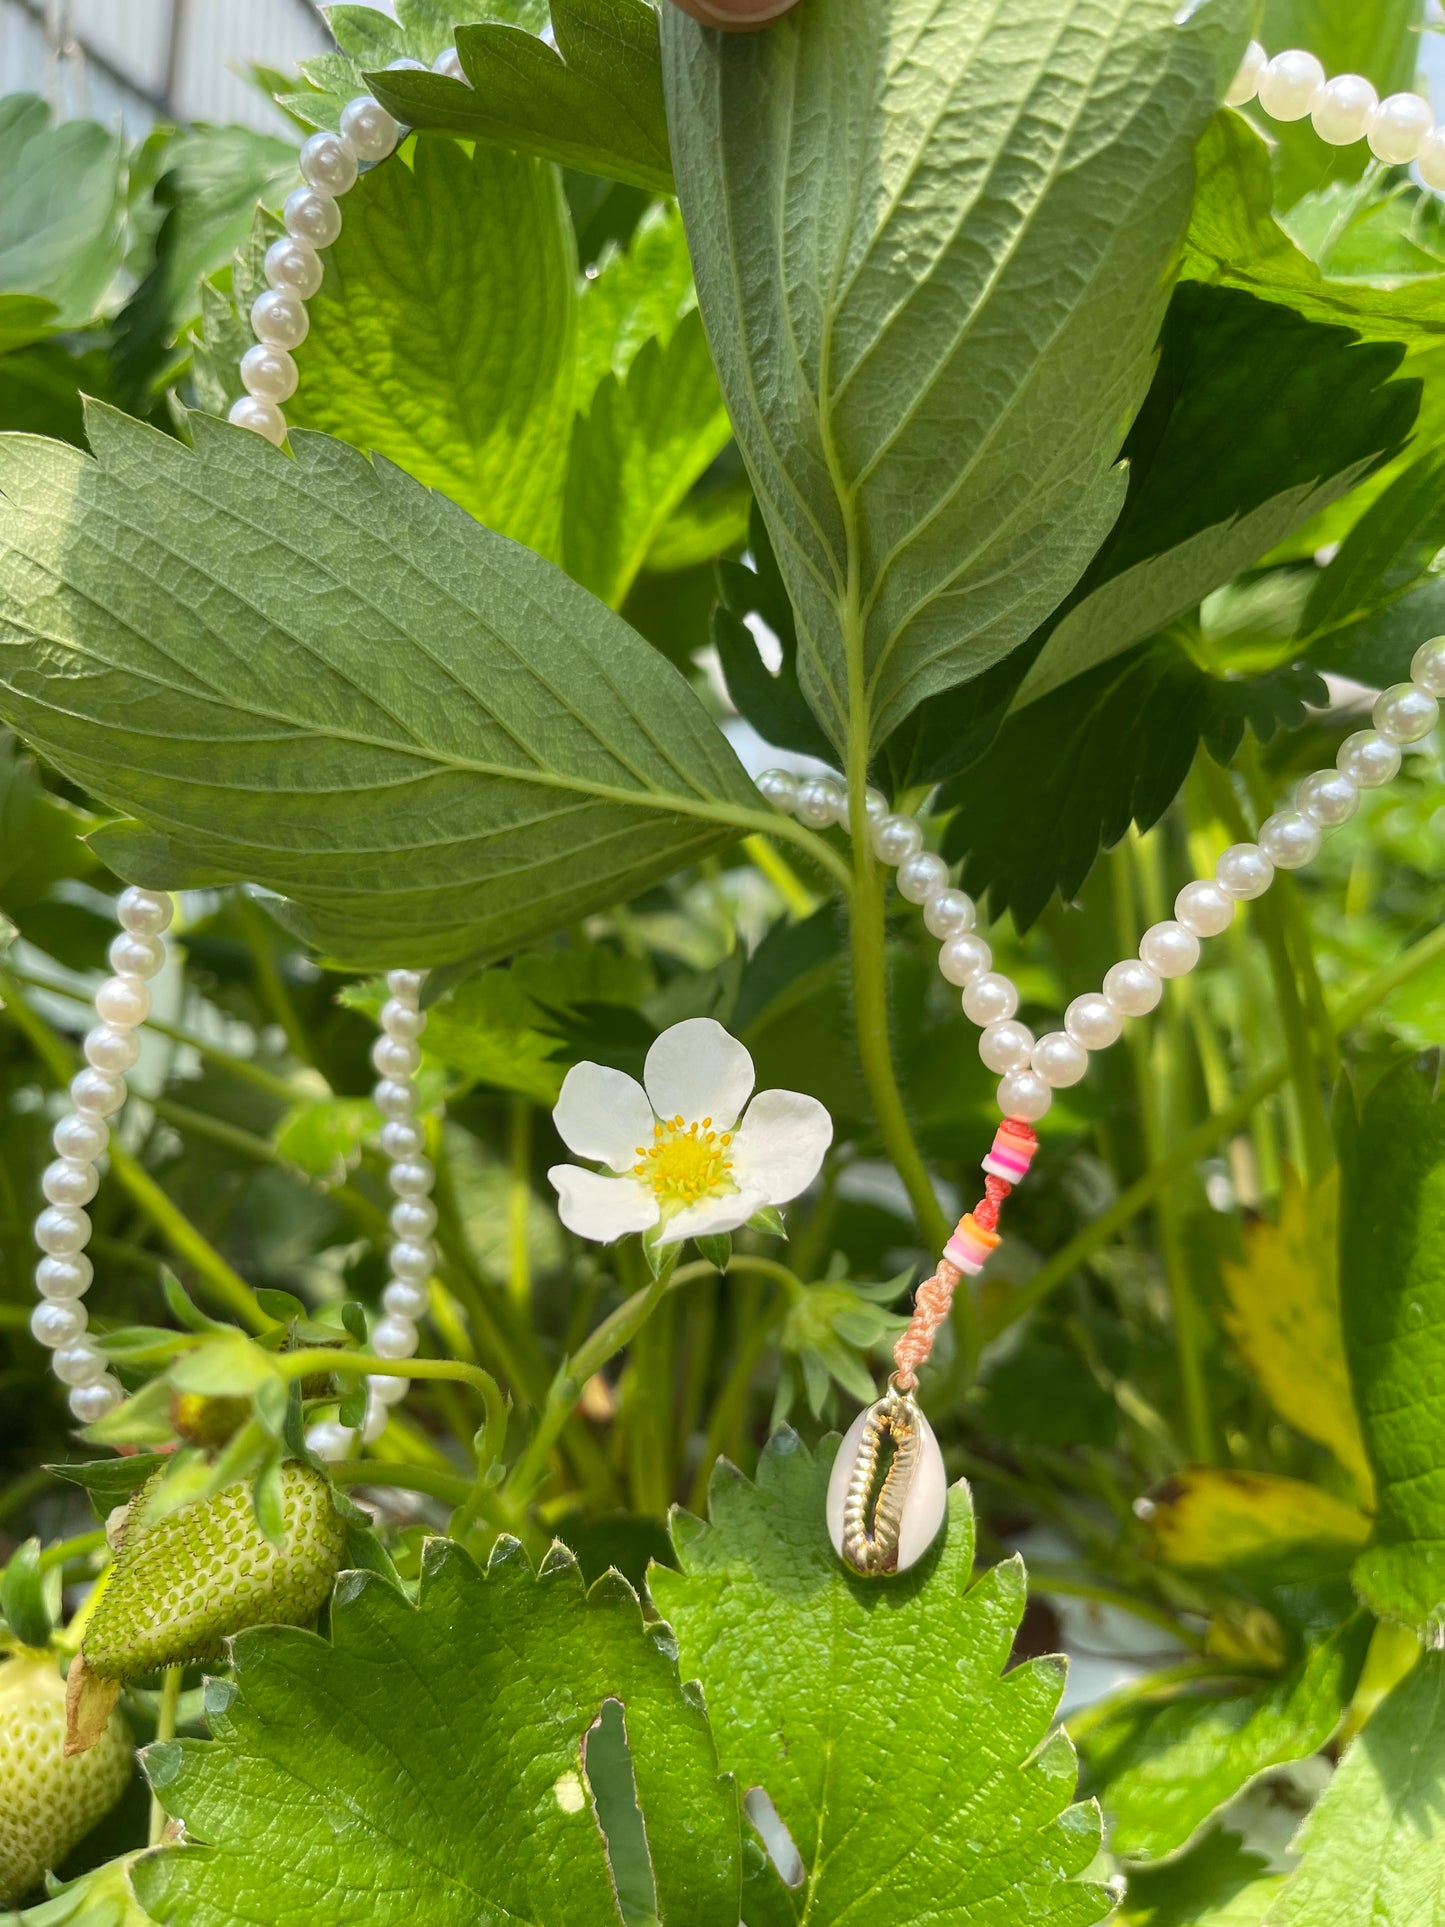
[136,1537,740,1924]
[694,1233,731,1272]
[1121,1828,1282,1926]
[573,203,697,407]
[0,97,124,330]
[46,1453,172,1512]
[0,406,764,970]
[1262,1650,1445,1927]
[12,1856,155,1927]
[1014,283,1416,708]
[564,312,731,608]
[714,508,835,764]
[662,0,1247,755]
[938,641,1325,929]
[1339,1060,1445,1638]
[1301,444,1445,680]
[1081,1618,1370,1863]
[650,1432,1110,1923]
[292,138,577,559]
[979,1339,1117,1451]
[372,0,673,196]
[1,1537,53,1647]
[272,1095,379,1182]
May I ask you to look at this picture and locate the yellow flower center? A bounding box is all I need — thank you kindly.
[633,1115,735,1210]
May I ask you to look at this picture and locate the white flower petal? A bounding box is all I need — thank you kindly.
[553,1062,654,1172]
[655,1190,767,1247]
[643,1018,754,1130]
[730,1089,833,1204]
[548,1165,659,1243]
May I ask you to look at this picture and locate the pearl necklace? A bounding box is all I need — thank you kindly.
[24,35,1445,1575]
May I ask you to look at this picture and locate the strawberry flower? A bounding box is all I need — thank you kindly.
[548,1018,832,1246]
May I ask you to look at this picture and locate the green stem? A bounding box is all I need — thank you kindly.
[984,920,1445,1340]
[0,969,272,1333]
[149,1666,183,1844]
[688,1285,784,1513]
[506,1099,532,1315]
[235,893,316,1069]
[329,1460,471,1506]
[1064,1658,1272,1745]
[35,1528,108,1572]
[744,834,819,919]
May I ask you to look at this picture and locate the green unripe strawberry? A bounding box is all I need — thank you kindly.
[83,1462,347,1680]
[0,1652,132,1906]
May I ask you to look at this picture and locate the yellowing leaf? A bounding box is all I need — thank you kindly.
[1222,1169,1374,1506]
[1145,1470,1371,1572]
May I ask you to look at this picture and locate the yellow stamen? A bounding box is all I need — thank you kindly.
[631,1113,737,1209]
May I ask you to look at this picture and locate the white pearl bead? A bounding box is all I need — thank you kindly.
[380,998,425,1042]
[979,1020,1034,1074]
[383,1279,429,1318]
[371,1313,419,1359]
[385,968,427,1004]
[306,1421,354,1462]
[283,185,343,248]
[31,1299,86,1348]
[433,45,467,80]
[922,889,975,939]
[54,1114,106,1163]
[1337,729,1401,789]
[53,1343,108,1388]
[1412,636,1445,697]
[1032,1030,1088,1089]
[1064,992,1121,1051]
[367,1372,411,1405]
[1369,92,1433,165]
[388,1240,434,1284]
[1258,810,1321,870]
[795,778,843,828]
[42,1159,98,1207]
[374,1078,418,1120]
[864,787,888,824]
[84,1025,140,1075]
[109,932,164,980]
[250,289,309,351]
[756,769,799,813]
[1224,39,1266,107]
[1373,682,1439,744]
[69,1376,123,1423]
[872,814,923,865]
[240,343,299,405]
[897,852,949,904]
[299,130,359,196]
[963,972,1019,1026]
[997,1069,1052,1124]
[339,95,400,162]
[372,1034,421,1080]
[117,887,172,936]
[265,235,324,299]
[1258,49,1325,121]
[228,395,286,445]
[1312,73,1378,144]
[1140,921,1201,980]
[95,974,150,1028]
[386,56,426,71]
[1297,769,1359,829]
[1175,879,1234,939]
[36,1253,92,1299]
[361,1395,389,1445]
[389,1159,435,1199]
[1103,959,1162,1017]
[391,1197,437,1240]
[1420,130,1445,191]
[939,933,992,985]
[1215,842,1275,900]
[379,1119,425,1162]
[70,1069,126,1117]
[36,1205,91,1255]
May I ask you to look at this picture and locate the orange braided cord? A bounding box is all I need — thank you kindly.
[892,1260,960,1390]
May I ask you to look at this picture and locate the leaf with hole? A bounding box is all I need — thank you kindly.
[134,1537,740,1925]
[0,405,766,970]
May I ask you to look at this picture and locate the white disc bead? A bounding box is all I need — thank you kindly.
[979,1020,1033,1073]
[1103,959,1162,1017]
[997,1069,1051,1123]
[1032,1030,1088,1089]
[1175,879,1234,938]
[1258,49,1325,121]
[1065,992,1121,1051]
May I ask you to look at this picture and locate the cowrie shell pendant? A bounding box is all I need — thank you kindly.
[826,1386,947,1576]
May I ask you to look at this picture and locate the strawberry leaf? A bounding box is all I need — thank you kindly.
[649,1431,1110,1924]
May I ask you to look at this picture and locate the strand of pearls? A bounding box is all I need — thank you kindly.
[30,888,173,1424]
[1227,39,1445,182]
[228,47,468,447]
[759,640,1445,1127]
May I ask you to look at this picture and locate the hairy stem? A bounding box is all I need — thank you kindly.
[149,1666,183,1844]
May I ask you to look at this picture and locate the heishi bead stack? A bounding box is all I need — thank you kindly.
[31,888,172,1423]
[306,968,435,1462]
[228,49,470,449]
